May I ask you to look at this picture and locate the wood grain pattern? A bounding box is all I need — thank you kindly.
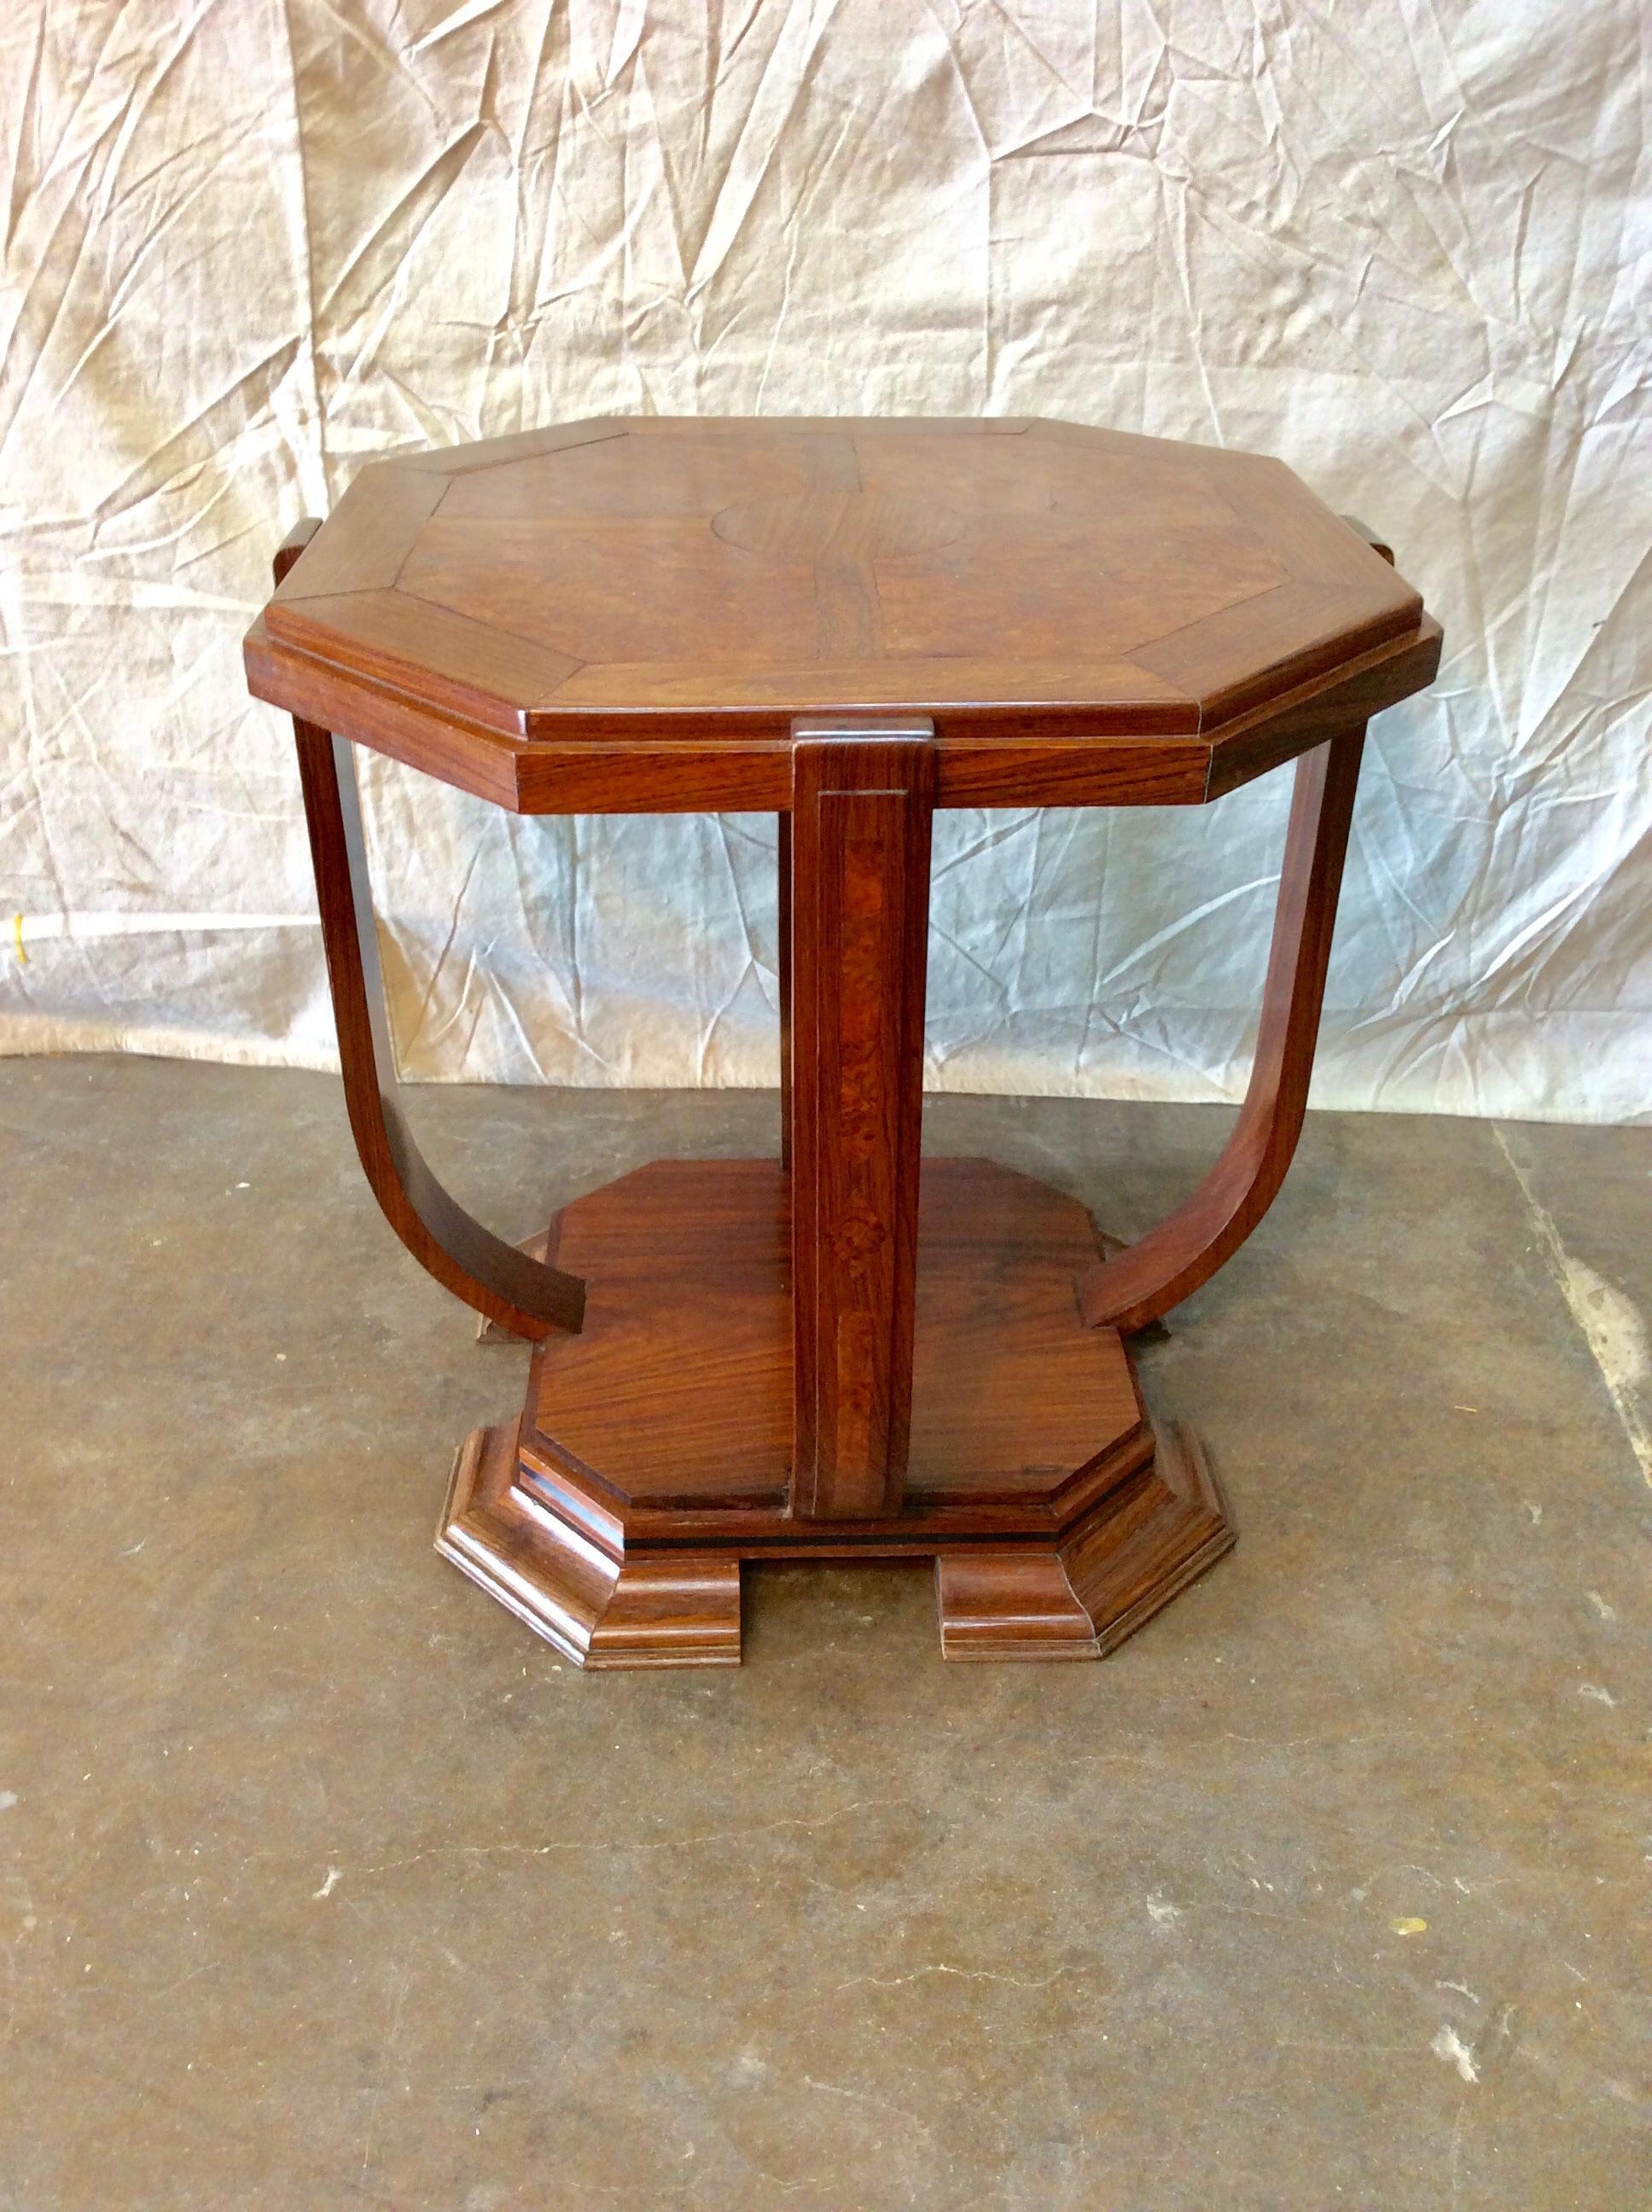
[1077,728,1365,1332]
[1132,580,1395,727]
[1058,1423,1233,1650]
[512,1157,1147,1542]
[777,812,792,1169]
[440,1426,742,1669]
[255,441,1442,1671]
[279,522,585,1342]
[935,1425,1232,1660]
[247,613,526,807]
[433,1157,1228,1667]
[245,615,1435,817]
[269,587,583,736]
[245,416,1436,810]
[789,723,934,1520]
[269,468,445,596]
[934,1551,1103,1659]
[396,416,631,476]
[1201,617,1438,799]
[538,651,1188,722]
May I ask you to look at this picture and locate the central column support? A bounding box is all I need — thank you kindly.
[788,717,936,1522]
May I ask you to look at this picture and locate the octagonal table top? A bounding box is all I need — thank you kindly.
[245,416,1440,813]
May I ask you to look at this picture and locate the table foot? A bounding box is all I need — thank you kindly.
[439,1425,742,1668]
[935,1423,1232,1661]
[433,1159,1235,1669]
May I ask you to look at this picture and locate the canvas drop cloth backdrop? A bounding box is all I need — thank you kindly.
[3,2,1648,1120]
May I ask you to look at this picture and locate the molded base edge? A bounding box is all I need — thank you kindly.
[439,1417,1233,1669]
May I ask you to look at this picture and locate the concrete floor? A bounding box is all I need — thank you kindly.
[1,1055,1647,2210]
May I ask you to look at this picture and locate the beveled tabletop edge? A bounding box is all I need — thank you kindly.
[245,609,1440,815]
[249,410,1440,805]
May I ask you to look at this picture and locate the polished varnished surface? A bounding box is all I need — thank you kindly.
[438,1154,1229,1667]
[443,1401,1226,1669]
[243,416,1438,810]
[520,1156,1143,1516]
[6,1060,1646,2206]
[1079,728,1364,1330]
[789,724,935,1519]
[935,1425,1231,1662]
[259,480,1435,1664]
[276,521,587,1342]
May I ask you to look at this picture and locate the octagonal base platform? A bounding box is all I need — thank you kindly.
[437,1158,1234,1666]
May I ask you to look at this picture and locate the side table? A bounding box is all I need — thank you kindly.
[245,416,1440,1668]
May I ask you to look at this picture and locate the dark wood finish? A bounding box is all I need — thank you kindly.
[244,620,1438,817]
[253,426,1440,1669]
[271,517,325,588]
[936,1427,1231,1660]
[789,722,934,1520]
[474,1225,554,1344]
[1341,515,1394,564]
[435,1155,1229,1667]
[1058,1425,1232,1645]
[270,585,583,736]
[279,526,585,1342]
[1201,616,1436,798]
[509,1157,1146,1540]
[293,721,587,1340]
[441,1427,742,1669]
[1078,727,1365,1332]
[777,812,792,1169]
[245,418,1430,811]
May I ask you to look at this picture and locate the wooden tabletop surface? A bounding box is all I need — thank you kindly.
[245,416,1440,813]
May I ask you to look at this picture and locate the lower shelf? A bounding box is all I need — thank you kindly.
[434,1155,1236,1668]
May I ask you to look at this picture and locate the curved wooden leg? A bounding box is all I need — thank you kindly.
[1076,726,1366,1334]
[278,525,585,1342]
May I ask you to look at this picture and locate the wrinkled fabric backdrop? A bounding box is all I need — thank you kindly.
[3,1,1648,1119]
